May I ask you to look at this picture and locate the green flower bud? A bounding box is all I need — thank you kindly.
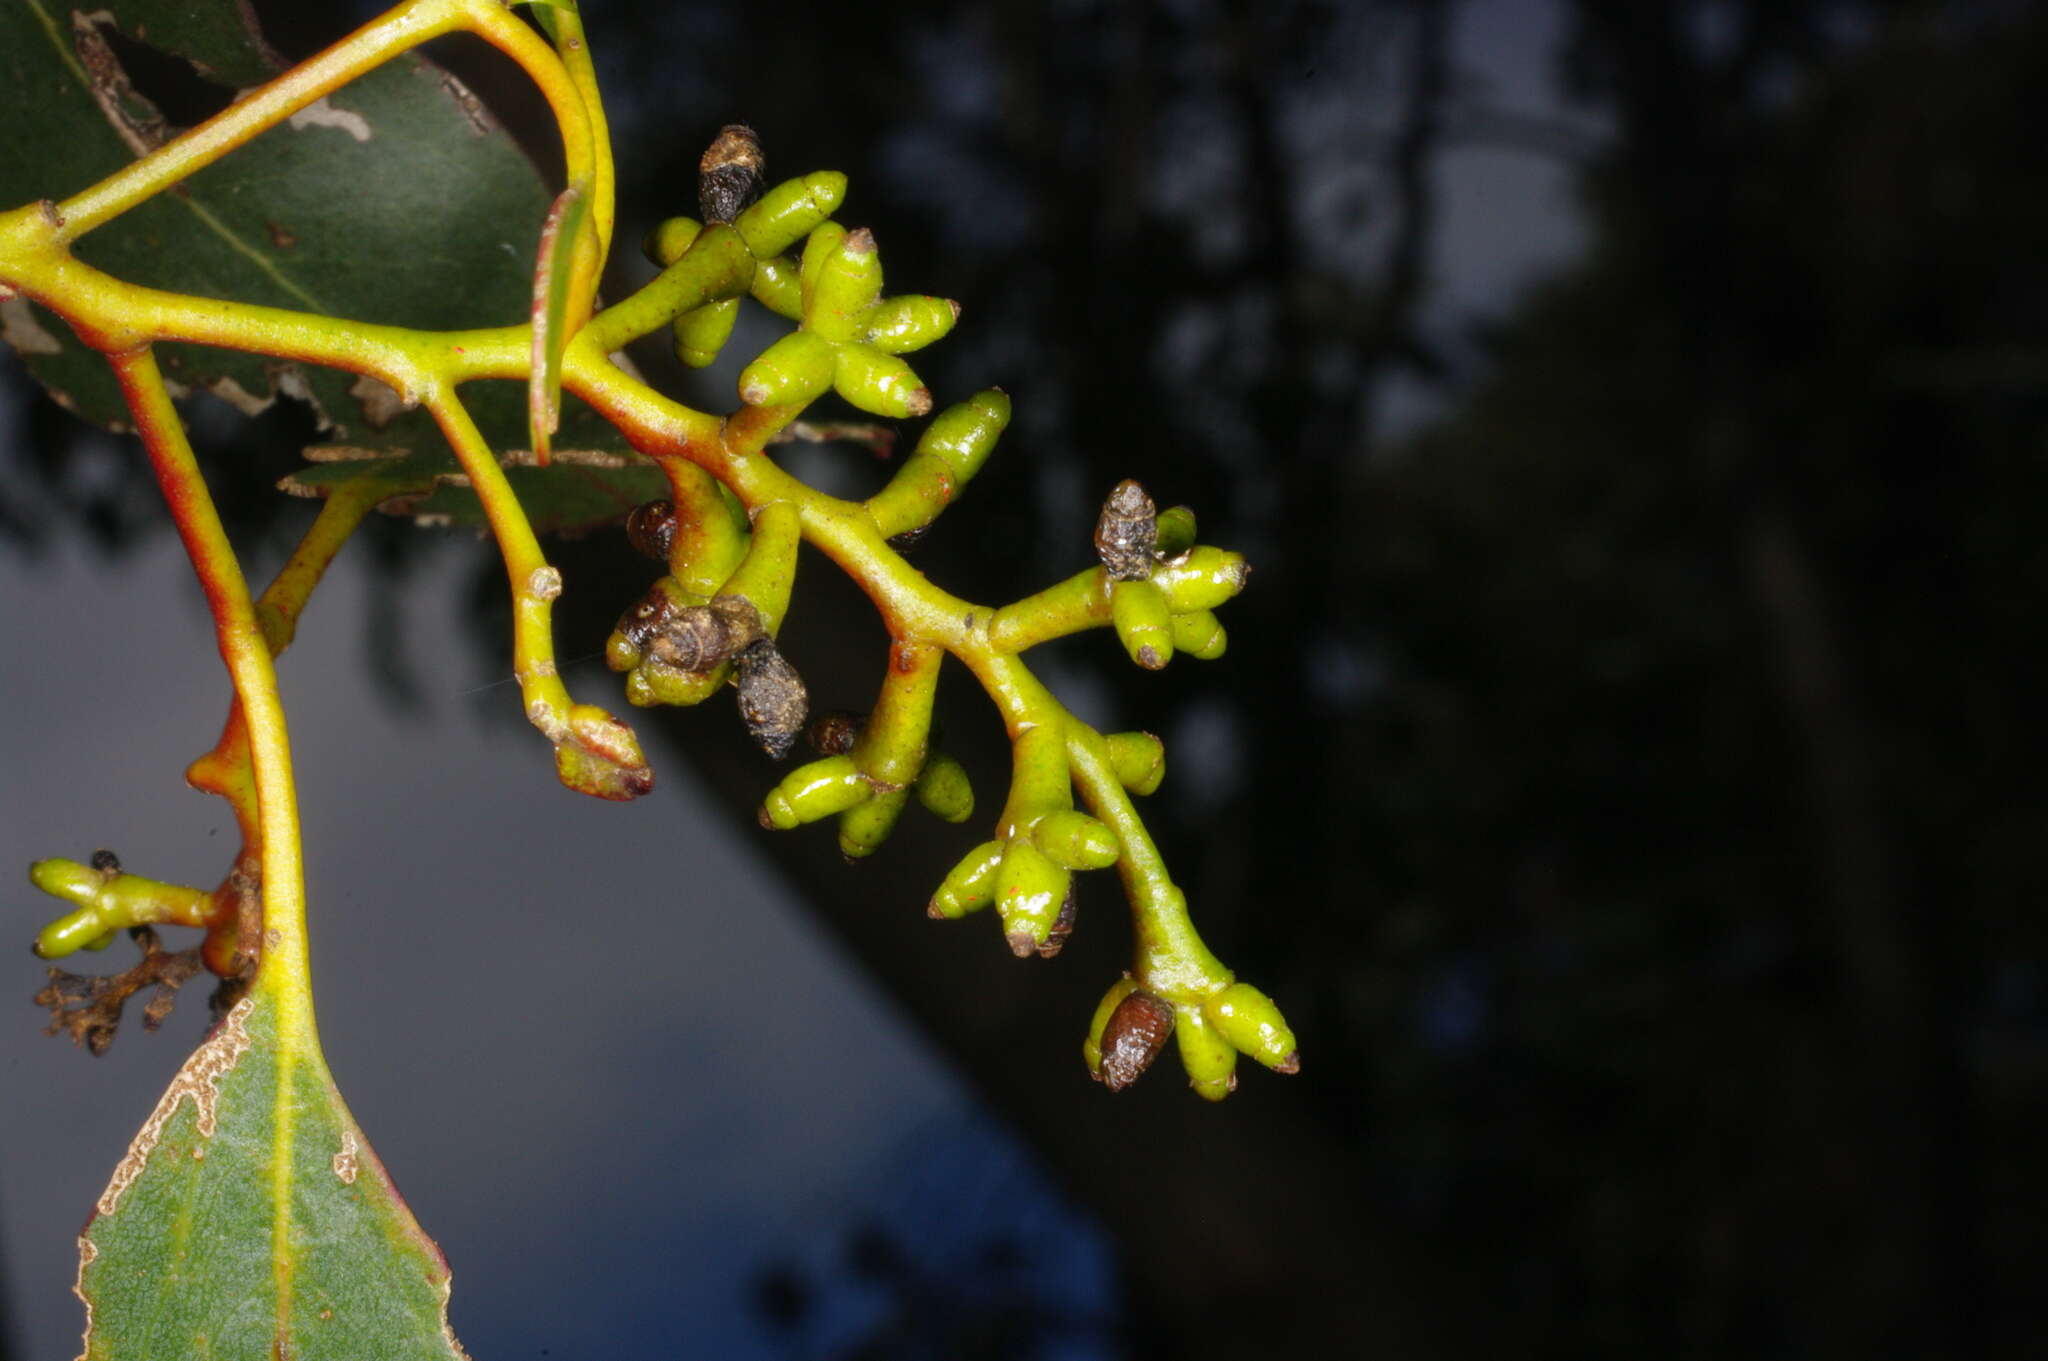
[759,755,870,830]
[30,858,114,959]
[625,657,730,708]
[1169,608,1227,659]
[1174,1003,1239,1101]
[1031,808,1120,870]
[553,704,654,802]
[912,750,975,822]
[750,254,804,319]
[1111,578,1174,670]
[929,840,1004,918]
[1203,981,1301,1073]
[738,329,836,407]
[735,170,847,258]
[838,786,910,859]
[917,388,1010,483]
[798,220,848,312]
[1153,546,1250,612]
[1153,504,1197,557]
[1104,731,1166,796]
[30,857,101,909]
[608,631,644,671]
[995,839,1071,958]
[863,294,960,354]
[37,911,114,959]
[27,856,216,959]
[805,226,884,343]
[1083,975,1141,1077]
[864,390,1010,538]
[832,343,932,419]
[643,215,703,268]
[673,297,739,368]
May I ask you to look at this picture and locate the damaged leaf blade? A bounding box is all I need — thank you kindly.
[0,0,646,535]
[76,989,467,1360]
[528,183,592,470]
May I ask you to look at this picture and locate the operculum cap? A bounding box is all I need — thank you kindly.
[1097,989,1176,1092]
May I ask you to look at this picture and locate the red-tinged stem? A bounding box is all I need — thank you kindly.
[107,346,314,1031]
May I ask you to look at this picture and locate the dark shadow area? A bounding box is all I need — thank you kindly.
[6,1,2047,1357]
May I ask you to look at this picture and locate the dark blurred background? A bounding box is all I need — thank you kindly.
[6,0,2047,1357]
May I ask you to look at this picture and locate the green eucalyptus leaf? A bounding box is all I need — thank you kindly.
[75,990,467,1359]
[0,0,646,535]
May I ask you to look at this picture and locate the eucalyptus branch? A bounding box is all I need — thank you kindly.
[7,0,1297,1196]
[2,1,1318,1347]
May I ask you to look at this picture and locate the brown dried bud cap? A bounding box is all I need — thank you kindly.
[625,500,678,562]
[734,639,808,760]
[1036,886,1077,959]
[1099,990,1175,1092]
[615,580,687,650]
[1094,479,1158,581]
[887,523,931,554]
[699,124,764,224]
[803,709,866,757]
[647,595,764,673]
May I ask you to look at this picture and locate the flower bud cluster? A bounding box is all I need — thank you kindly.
[732,218,958,419]
[1093,482,1244,670]
[27,854,214,959]
[644,163,849,371]
[1083,974,1301,1101]
[607,502,808,757]
[926,721,1125,959]
[756,642,971,858]
[597,134,1298,1101]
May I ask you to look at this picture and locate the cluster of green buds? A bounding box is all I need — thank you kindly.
[1094,481,1238,669]
[1084,976,1300,1101]
[929,718,1119,958]
[605,129,1293,1099]
[757,643,978,857]
[607,495,808,757]
[25,850,211,960]
[645,126,956,420]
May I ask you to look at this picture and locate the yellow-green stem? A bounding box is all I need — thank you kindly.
[107,347,314,1026]
[528,0,616,256]
[423,390,573,734]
